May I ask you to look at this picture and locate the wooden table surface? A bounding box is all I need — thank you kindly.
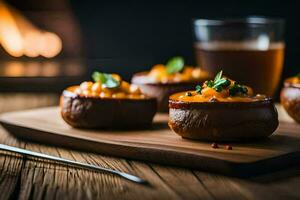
[1,126,300,200]
[0,95,299,200]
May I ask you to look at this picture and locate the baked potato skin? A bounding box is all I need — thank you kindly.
[60,90,157,129]
[136,82,198,113]
[132,72,208,113]
[168,99,278,142]
[280,86,300,123]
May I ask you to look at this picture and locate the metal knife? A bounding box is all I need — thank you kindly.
[0,144,148,185]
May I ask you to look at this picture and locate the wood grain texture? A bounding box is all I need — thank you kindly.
[0,94,58,113]
[0,126,299,200]
[0,106,300,177]
[0,95,298,199]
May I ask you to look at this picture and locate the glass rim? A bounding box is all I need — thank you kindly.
[193,17,285,26]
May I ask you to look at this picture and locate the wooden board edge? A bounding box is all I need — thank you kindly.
[1,120,300,178]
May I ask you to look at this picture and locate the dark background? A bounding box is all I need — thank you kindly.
[71,0,300,82]
[6,0,300,86]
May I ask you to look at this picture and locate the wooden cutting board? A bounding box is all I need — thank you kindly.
[0,106,299,177]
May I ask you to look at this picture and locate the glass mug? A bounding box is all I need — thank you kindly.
[193,17,285,97]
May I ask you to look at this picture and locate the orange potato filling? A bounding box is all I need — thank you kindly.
[74,79,145,99]
[147,64,210,83]
[285,76,300,84]
[171,79,262,103]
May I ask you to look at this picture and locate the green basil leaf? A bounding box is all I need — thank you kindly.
[92,71,105,82]
[195,85,202,94]
[92,71,120,88]
[214,78,230,88]
[297,73,300,79]
[213,78,227,87]
[166,56,184,74]
[214,70,223,83]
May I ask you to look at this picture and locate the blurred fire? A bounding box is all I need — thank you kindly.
[0,1,62,58]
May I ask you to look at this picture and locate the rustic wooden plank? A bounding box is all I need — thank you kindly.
[4,137,182,200]
[0,94,58,113]
[150,165,215,200]
[0,94,299,200]
[251,165,300,199]
[0,154,22,200]
[193,170,300,200]
[64,150,183,199]
[125,161,182,199]
[0,129,26,200]
[0,114,299,199]
[0,127,299,199]
[1,106,300,177]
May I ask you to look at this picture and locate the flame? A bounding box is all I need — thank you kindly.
[39,32,62,58]
[0,1,62,58]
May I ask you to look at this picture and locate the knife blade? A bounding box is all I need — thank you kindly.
[0,144,148,185]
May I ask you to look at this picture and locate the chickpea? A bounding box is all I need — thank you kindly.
[82,90,92,97]
[111,73,122,82]
[91,92,99,97]
[80,81,93,91]
[129,84,141,95]
[292,77,299,84]
[183,67,194,75]
[101,84,112,93]
[91,82,102,93]
[112,92,126,99]
[173,73,183,82]
[192,68,202,79]
[151,64,165,71]
[74,87,82,94]
[100,92,112,98]
[129,94,145,99]
[179,73,192,82]
[149,64,168,81]
[121,81,130,93]
[161,77,170,84]
[128,94,138,99]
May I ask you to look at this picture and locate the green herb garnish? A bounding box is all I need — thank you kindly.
[166,56,184,74]
[229,82,248,96]
[214,70,223,83]
[205,70,230,92]
[197,70,248,96]
[195,85,202,94]
[92,71,120,88]
[297,73,300,79]
[205,80,214,88]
